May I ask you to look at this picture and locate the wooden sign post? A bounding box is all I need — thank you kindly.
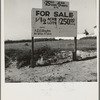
[31,37,35,67]
[74,36,77,61]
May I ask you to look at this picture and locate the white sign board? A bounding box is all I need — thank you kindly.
[42,0,69,10]
[31,8,77,37]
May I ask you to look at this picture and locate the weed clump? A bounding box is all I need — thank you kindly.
[5,49,22,61]
[17,50,31,68]
[34,45,58,60]
[5,45,61,68]
[5,55,12,68]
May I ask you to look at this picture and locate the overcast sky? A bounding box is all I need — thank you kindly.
[4,0,97,40]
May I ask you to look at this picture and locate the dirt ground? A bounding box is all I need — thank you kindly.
[5,51,97,82]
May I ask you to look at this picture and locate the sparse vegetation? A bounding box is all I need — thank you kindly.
[5,37,97,69]
[5,55,12,68]
[16,50,31,68]
[25,43,29,46]
[34,45,60,60]
[5,37,97,82]
[41,76,66,82]
[5,49,23,61]
[5,38,57,44]
[80,36,97,40]
[5,45,60,68]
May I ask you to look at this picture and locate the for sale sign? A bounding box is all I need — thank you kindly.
[31,8,77,37]
[42,0,69,10]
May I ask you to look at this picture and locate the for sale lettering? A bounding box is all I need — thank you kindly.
[54,11,68,17]
[36,11,50,16]
[36,11,70,17]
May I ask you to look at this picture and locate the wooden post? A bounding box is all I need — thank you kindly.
[31,37,34,67]
[73,36,77,61]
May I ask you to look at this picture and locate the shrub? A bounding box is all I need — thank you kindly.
[5,49,23,61]
[5,55,12,68]
[17,50,31,68]
[17,45,54,68]
[25,43,29,46]
[34,45,60,60]
[5,48,31,68]
[5,45,61,68]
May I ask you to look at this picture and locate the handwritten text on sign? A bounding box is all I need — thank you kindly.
[31,8,77,37]
[42,0,69,10]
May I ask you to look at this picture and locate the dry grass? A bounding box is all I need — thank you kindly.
[5,39,96,51]
[5,38,97,68]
